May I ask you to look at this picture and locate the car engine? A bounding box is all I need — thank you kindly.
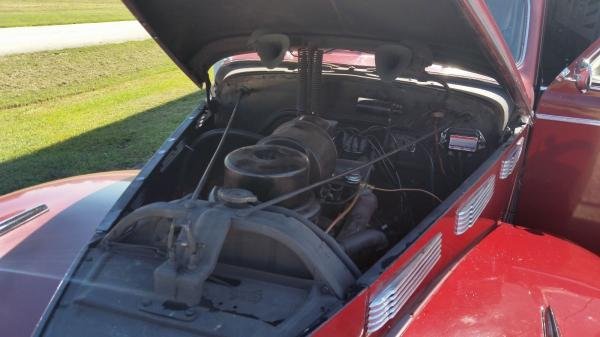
[41,44,512,337]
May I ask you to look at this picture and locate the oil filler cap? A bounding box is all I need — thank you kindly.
[217,188,258,207]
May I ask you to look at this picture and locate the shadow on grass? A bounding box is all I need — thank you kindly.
[0,92,202,195]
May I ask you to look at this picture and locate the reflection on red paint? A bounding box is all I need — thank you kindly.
[402,224,600,337]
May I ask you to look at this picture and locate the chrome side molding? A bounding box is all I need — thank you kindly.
[542,306,561,337]
[0,204,49,236]
[456,175,495,235]
[537,113,600,127]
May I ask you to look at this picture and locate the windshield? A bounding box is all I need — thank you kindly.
[485,0,530,64]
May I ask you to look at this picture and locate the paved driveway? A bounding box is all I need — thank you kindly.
[0,21,150,56]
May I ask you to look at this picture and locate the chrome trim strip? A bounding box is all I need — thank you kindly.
[542,306,562,337]
[0,204,49,236]
[536,113,600,127]
[367,233,442,334]
[456,175,495,235]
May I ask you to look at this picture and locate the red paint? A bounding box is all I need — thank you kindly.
[2,2,599,336]
[517,38,600,253]
[0,171,136,257]
[402,224,600,337]
[0,171,136,337]
[311,292,368,337]
[312,133,529,337]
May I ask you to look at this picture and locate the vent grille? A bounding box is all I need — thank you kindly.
[455,175,495,235]
[367,233,442,334]
[500,138,524,179]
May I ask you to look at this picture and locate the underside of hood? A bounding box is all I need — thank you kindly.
[125,0,500,81]
[123,0,532,112]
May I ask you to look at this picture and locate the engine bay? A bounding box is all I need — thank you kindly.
[41,46,517,337]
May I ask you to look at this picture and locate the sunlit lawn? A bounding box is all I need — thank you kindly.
[0,40,200,194]
[0,0,133,27]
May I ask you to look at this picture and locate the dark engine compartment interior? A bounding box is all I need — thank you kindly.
[41,46,517,337]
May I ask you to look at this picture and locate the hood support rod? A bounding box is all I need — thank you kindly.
[191,92,245,200]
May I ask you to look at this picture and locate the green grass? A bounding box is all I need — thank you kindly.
[0,0,133,27]
[0,40,200,194]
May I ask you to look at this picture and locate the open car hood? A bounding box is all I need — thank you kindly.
[123,0,532,111]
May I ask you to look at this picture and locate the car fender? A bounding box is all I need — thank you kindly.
[399,224,600,337]
[0,171,137,337]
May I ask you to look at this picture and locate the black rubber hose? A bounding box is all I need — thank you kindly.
[191,93,244,199]
[339,229,388,258]
[265,205,362,278]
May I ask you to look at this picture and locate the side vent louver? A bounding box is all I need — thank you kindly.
[500,138,524,179]
[367,233,442,335]
[455,175,495,235]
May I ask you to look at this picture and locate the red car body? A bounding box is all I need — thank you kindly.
[0,172,136,337]
[1,1,599,336]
